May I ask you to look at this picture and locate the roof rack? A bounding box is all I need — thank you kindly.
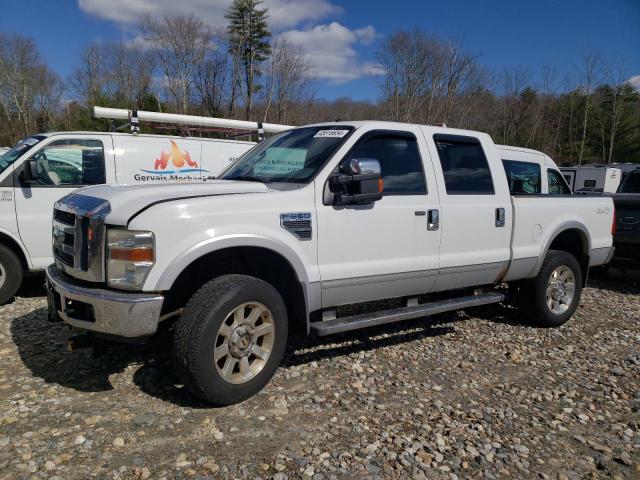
[92,106,294,139]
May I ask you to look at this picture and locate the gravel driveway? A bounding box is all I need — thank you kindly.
[1,271,639,480]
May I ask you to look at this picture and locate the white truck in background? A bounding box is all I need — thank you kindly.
[47,121,615,406]
[0,108,286,303]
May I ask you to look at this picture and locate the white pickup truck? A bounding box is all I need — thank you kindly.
[46,121,615,405]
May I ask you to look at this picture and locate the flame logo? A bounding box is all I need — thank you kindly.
[154,140,197,170]
[140,140,205,176]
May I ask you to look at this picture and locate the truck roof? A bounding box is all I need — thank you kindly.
[32,131,255,145]
[305,120,495,139]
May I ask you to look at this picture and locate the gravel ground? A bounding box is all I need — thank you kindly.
[1,270,639,480]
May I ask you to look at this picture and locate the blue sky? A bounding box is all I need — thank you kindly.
[2,0,639,101]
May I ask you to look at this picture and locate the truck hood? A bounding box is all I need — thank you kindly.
[69,180,270,226]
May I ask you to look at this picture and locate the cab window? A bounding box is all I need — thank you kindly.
[548,169,572,194]
[27,139,105,186]
[433,134,494,195]
[502,160,541,194]
[344,132,426,195]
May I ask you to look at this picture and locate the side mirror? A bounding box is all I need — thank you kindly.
[19,160,37,185]
[330,158,383,206]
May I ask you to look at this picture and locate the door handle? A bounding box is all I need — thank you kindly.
[427,209,439,231]
[495,208,506,227]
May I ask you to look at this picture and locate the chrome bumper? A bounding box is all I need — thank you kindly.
[46,265,164,338]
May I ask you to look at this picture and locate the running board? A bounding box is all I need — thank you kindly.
[310,292,505,336]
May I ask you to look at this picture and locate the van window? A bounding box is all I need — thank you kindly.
[27,139,105,186]
[583,179,596,189]
[345,132,426,195]
[434,134,494,194]
[0,136,45,176]
[502,160,541,194]
[548,169,572,194]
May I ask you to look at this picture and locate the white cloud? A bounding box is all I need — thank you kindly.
[629,75,640,92]
[78,0,341,30]
[280,22,382,84]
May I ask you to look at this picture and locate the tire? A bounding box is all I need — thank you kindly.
[0,244,23,305]
[173,274,288,406]
[522,250,583,327]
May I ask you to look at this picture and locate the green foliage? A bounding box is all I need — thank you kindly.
[226,0,271,119]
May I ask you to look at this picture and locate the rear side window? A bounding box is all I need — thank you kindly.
[548,169,572,194]
[502,160,541,194]
[433,134,494,194]
[619,172,640,193]
[346,132,426,195]
[27,139,105,186]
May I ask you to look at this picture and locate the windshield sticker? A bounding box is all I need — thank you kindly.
[313,129,349,138]
[254,147,306,175]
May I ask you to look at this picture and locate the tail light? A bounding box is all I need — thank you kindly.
[612,206,616,236]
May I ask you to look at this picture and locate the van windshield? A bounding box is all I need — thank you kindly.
[0,136,45,176]
[221,126,353,183]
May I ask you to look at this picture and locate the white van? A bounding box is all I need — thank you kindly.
[0,131,255,303]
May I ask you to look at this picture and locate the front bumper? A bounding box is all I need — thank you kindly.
[46,265,164,338]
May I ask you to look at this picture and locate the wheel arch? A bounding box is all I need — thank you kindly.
[534,222,591,285]
[0,230,30,271]
[156,237,315,335]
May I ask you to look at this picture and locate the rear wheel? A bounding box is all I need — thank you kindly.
[172,274,288,405]
[0,244,23,305]
[522,250,583,327]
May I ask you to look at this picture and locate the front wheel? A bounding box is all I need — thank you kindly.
[0,244,23,305]
[172,274,288,405]
[522,250,583,327]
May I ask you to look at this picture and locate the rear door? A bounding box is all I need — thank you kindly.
[14,135,110,269]
[427,133,512,291]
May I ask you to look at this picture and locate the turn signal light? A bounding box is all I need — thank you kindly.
[109,248,154,262]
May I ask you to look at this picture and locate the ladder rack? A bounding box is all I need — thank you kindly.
[92,106,294,138]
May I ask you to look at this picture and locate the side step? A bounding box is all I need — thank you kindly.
[310,292,505,336]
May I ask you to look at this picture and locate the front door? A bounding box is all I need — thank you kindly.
[316,127,441,307]
[14,137,108,269]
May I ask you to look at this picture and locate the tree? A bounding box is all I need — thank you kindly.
[577,52,605,164]
[262,37,312,124]
[0,33,62,145]
[141,14,213,114]
[226,0,271,120]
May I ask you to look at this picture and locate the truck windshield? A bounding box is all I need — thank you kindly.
[619,172,640,193]
[221,126,354,183]
[0,136,45,176]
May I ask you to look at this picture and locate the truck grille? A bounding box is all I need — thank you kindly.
[54,246,74,267]
[54,209,75,225]
[52,196,111,283]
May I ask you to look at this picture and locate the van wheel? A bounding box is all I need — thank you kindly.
[523,250,582,327]
[0,244,23,305]
[172,274,288,406]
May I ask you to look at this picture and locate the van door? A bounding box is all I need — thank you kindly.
[316,127,441,307]
[112,135,205,184]
[428,133,512,291]
[14,136,109,269]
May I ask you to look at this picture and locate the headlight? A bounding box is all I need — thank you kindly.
[106,229,155,290]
